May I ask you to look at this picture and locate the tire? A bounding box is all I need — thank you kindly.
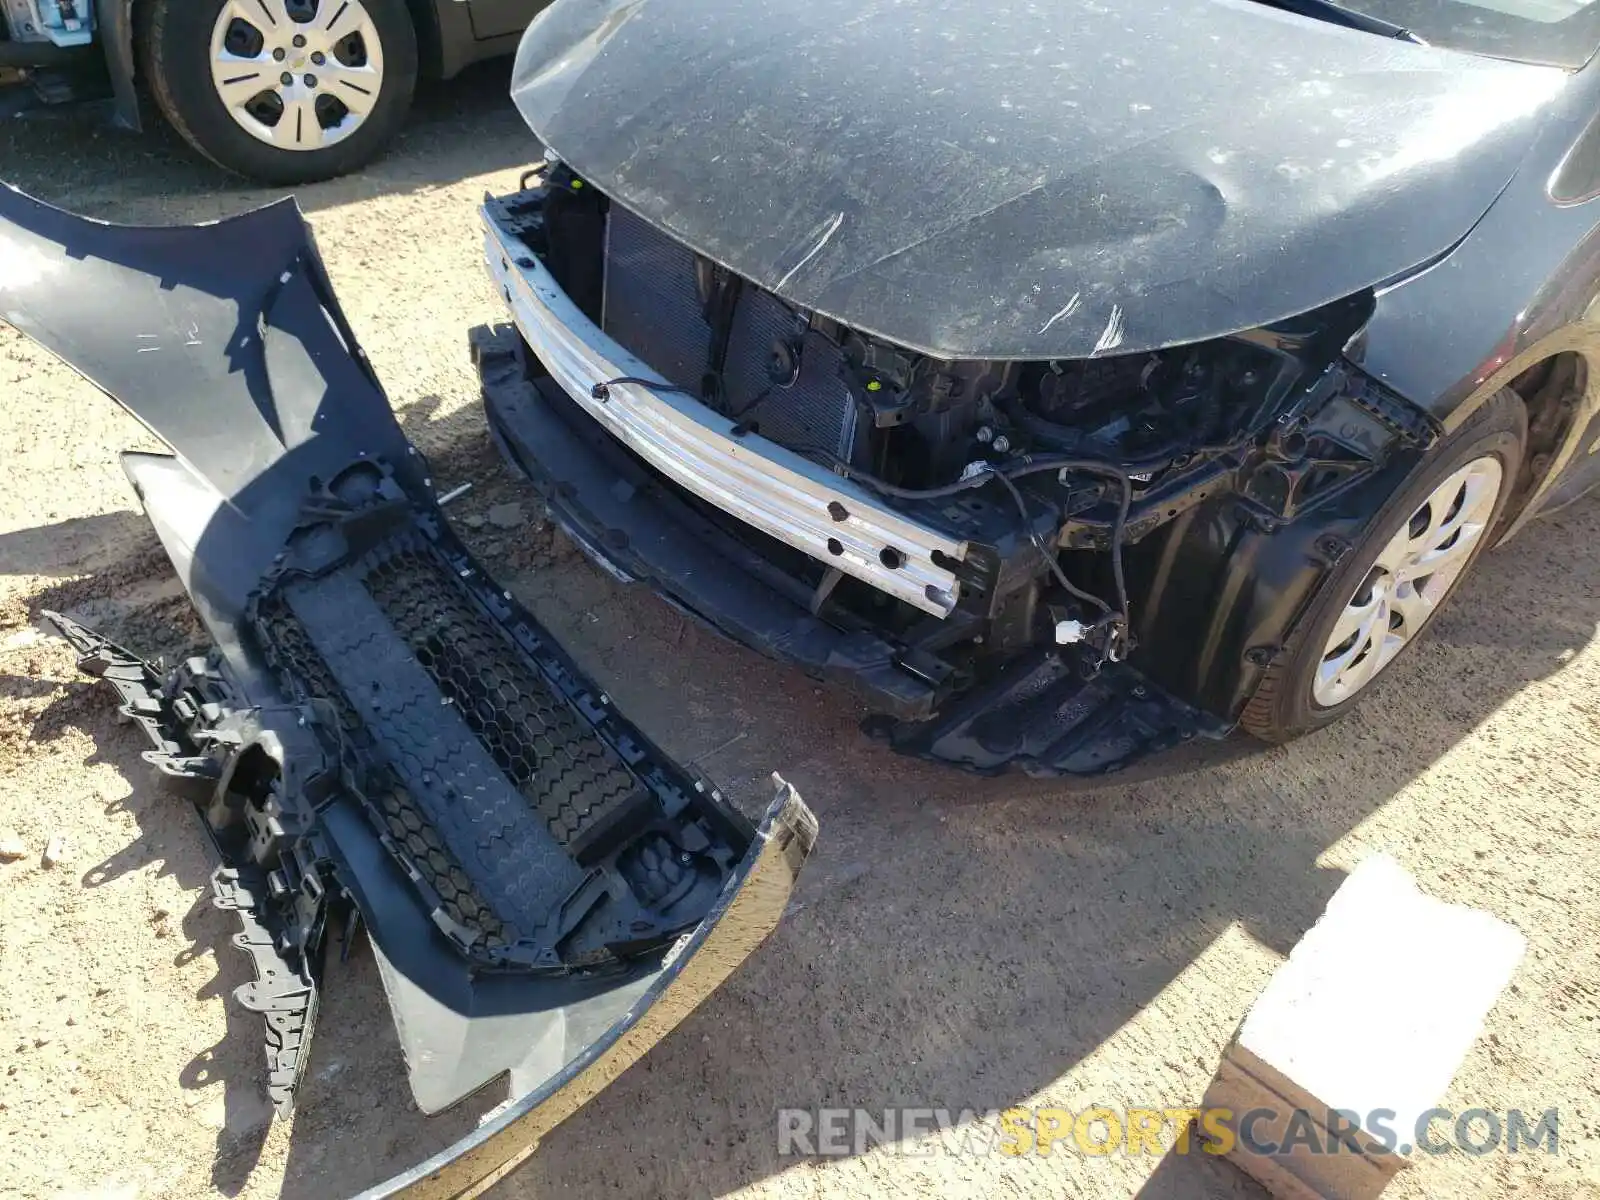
[139,0,419,185]
[1239,387,1526,744]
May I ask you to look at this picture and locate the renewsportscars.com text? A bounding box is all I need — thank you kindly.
[777,1106,1559,1158]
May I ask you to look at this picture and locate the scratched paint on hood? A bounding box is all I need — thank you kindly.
[509,0,1564,359]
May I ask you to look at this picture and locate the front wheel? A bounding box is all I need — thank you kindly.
[1239,388,1526,743]
[140,0,419,184]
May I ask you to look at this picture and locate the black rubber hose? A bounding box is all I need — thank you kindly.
[1002,458,1133,628]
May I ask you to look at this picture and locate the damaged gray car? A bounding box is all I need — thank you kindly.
[478,0,1600,776]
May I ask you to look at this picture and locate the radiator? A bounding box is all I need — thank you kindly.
[601,204,856,464]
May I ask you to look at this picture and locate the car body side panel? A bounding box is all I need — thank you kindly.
[431,0,531,78]
[1540,405,1600,511]
[464,0,544,41]
[1360,61,1600,533]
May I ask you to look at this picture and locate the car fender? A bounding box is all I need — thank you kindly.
[1358,65,1600,537]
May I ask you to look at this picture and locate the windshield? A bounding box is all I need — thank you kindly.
[1327,0,1600,66]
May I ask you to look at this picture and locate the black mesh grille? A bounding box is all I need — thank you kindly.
[362,547,649,858]
[255,529,662,946]
[253,535,658,943]
[255,597,513,948]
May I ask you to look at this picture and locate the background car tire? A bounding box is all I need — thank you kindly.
[140,0,419,185]
[1239,387,1527,744]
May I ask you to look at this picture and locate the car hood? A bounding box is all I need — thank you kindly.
[509,0,1563,361]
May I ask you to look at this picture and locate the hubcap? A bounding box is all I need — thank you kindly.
[209,0,385,151]
[1312,455,1503,708]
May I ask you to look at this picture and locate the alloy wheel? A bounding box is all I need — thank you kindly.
[1312,455,1503,708]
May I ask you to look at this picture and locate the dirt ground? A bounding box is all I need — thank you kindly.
[2,69,1599,1200]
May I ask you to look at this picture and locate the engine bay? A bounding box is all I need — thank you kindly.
[593,185,1302,496]
[501,166,1407,708]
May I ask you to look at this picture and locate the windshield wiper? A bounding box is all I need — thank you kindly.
[1253,0,1425,43]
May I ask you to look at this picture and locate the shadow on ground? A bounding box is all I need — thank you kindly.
[17,595,289,1191]
[7,491,499,1194]
[11,397,1590,1197]
[0,59,535,223]
[474,492,1596,1200]
[0,509,154,580]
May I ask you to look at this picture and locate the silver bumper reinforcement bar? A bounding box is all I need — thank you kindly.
[481,202,968,617]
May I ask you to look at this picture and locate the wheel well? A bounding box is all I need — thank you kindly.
[1499,350,1588,532]
[401,0,444,77]
[129,0,149,92]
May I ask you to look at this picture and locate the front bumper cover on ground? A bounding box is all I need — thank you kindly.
[0,179,816,1196]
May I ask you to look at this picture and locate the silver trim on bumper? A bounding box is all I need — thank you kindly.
[481,203,967,617]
